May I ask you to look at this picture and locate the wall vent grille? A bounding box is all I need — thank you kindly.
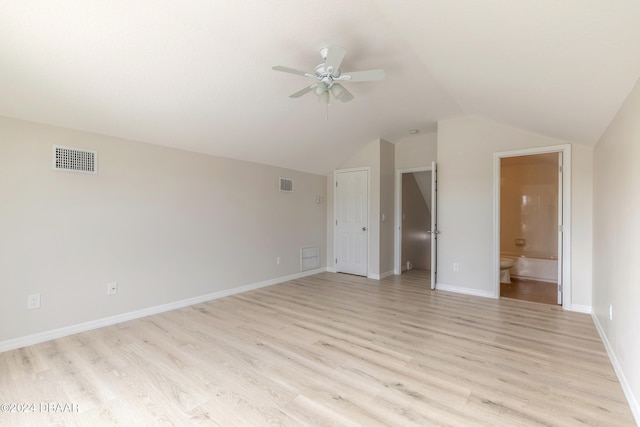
[300,245,320,271]
[279,177,294,192]
[52,145,97,174]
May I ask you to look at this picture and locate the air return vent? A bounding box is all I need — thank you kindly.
[279,177,294,192]
[52,145,97,174]
[300,245,320,271]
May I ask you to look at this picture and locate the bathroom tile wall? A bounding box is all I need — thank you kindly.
[500,153,559,259]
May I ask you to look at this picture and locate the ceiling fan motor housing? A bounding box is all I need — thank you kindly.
[315,63,340,88]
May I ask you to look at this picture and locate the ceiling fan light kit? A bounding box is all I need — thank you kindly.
[273,45,385,104]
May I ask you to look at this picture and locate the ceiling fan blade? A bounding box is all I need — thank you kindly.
[340,69,386,82]
[273,65,313,77]
[289,83,318,98]
[330,83,354,102]
[324,45,346,74]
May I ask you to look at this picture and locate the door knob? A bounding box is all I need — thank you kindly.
[362,226,367,231]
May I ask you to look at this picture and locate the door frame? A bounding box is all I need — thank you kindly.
[334,167,371,277]
[394,166,433,275]
[492,144,571,308]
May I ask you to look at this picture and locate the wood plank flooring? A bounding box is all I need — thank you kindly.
[0,272,635,426]
[500,277,559,306]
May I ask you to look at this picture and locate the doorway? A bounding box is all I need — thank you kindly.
[493,145,571,308]
[395,165,436,287]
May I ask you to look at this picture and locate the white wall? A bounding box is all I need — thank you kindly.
[571,144,593,309]
[379,140,395,276]
[437,116,593,308]
[0,116,327,344]
[593,77,640,422]
[395,132,437,170]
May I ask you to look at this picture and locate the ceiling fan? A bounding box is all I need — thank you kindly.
[272,45,385,103]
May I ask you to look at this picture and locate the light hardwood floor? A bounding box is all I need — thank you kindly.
[0,272,635,426]
[500,277,559,306]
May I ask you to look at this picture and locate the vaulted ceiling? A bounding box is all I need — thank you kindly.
[2,1,640,175]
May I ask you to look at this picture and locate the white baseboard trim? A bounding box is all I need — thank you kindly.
[435,283,496,299]
[368,270,395,280]
[568,304,592,314]
[326,267,337,273]
[0,268,327,354]
[592,313,640,425]
[380,270,395,279]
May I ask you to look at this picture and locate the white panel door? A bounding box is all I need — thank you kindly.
[557,152,563,305]
[335,170,368,276]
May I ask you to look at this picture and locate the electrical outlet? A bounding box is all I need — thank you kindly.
[27,293,41,309]
[107,281,118,296]
[276,256,281,265]
[609,304,613,320]
[453,263,460,271]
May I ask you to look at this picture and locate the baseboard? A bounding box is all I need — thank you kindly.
[568,304,592,314]
[435,283,496,299]
[380,270,395,279]
[368,270,395,280]
[592,313,640,425]
[0,268,327,354]
[326,267,337,273]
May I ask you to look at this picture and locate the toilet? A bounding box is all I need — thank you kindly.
[500,258,515,283]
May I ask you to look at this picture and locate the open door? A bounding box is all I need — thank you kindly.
[430,161,438,289]
[557,152,563,305]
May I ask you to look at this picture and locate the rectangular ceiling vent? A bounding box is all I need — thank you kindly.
[52,145,97,174]
[279,177,294,192]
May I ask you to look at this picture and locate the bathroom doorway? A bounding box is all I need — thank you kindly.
[493,145,571,308]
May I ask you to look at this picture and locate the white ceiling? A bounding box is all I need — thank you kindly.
[2,1,640,175]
